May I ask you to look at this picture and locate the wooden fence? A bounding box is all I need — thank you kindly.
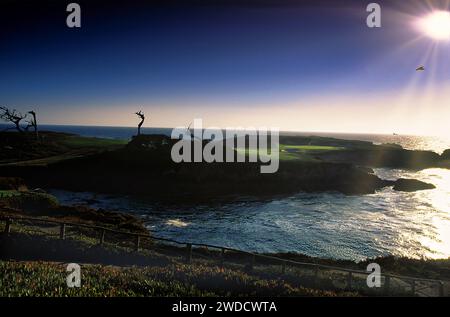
[0,215,447,297]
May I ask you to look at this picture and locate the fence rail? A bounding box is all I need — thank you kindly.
[0,215,447,297]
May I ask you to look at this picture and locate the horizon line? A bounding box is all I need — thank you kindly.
[0,122,437,138]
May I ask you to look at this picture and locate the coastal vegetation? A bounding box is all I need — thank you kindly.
[0,261,357,297]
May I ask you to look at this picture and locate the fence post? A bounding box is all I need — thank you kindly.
[135,235,140,251]
[186,243,192,263]
[384,275,390,295]
[439,281,444,297]
[313,265,319,288]
[220,248,225,266]
[59,223,66,240]
[411,280,416,296]
[249,254,255,272]
[100,229,106,245]
[4,218,11,234]
[347,272,353,290]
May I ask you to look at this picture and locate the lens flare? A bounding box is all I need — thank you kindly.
[418,11,450,40]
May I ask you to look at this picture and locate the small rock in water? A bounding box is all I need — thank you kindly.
[441,149,450,160]
[393,178,435,192]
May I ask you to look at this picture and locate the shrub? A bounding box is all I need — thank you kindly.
[0,177,26,190]
[3,192,59,212]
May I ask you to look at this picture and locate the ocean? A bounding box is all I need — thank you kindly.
[3,124,449,261]
[51,167,450,261]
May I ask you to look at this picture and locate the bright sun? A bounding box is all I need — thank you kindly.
[418,11,450,40]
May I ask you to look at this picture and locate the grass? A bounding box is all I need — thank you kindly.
[60,136,127,149]
[280,145,345,161]
[281,145,344,151]
[0,131,127,167]
[0,190,59,211]
[0,154,90,167]
[0,190,22,198]
[0,260,357,297]
[235,144,345,162]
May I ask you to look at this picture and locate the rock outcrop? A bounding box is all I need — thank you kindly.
[441,149,450,160]
[393,178,435,192]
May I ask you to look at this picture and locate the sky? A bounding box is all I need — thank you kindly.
[1,0,450,136]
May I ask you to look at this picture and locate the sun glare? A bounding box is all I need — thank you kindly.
[418,11,450,40]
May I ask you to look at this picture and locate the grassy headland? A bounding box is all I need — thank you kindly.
[1,132,446,199]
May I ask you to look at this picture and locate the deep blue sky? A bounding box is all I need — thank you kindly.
[1,0,450,135]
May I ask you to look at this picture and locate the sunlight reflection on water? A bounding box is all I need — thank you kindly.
[372,168,450,259]
[50,168,450,261]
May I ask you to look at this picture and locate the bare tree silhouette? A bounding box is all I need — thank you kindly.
[25,110,38,139]
[135,110,145,135]
[186,122,202,140]
[0,106,26,133]
[187,122,194,139]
